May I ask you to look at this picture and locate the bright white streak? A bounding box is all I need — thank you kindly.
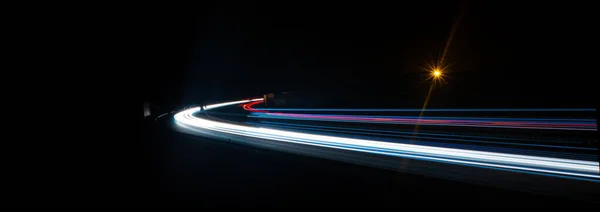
[203,98,262,110]
[174,99,600,179]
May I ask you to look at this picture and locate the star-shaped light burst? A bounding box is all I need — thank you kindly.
[423,62,449,87]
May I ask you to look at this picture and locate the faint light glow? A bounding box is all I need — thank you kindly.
[143,102,151,117]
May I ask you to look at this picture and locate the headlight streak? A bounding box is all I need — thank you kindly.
[243,122,597,167]
[252,120,589,145]
[174,99,599,181]
[204,98,263,110]
[247,121,597,153]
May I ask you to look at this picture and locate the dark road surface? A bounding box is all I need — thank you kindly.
[139,117,598,208]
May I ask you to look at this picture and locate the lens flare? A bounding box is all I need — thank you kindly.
[423,62,449,87]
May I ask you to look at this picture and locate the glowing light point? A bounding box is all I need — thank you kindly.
[422,63,448,87]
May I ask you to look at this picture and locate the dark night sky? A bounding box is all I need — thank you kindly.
[138,1,596,109]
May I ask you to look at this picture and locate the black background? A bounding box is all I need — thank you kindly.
[135,1,596,109]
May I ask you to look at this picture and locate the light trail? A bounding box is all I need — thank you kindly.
[245,102,596,131]
[247,121,597,152]
[205,98,264,110]
[247,112,597,131]
[245,108,597,112]
[174,99,600,180]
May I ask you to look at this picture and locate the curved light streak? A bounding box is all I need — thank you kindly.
[248,108,597,112]
[174,99,599,180]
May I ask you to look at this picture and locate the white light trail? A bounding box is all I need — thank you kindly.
[174,99,600,179]
[203,98,263,110]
